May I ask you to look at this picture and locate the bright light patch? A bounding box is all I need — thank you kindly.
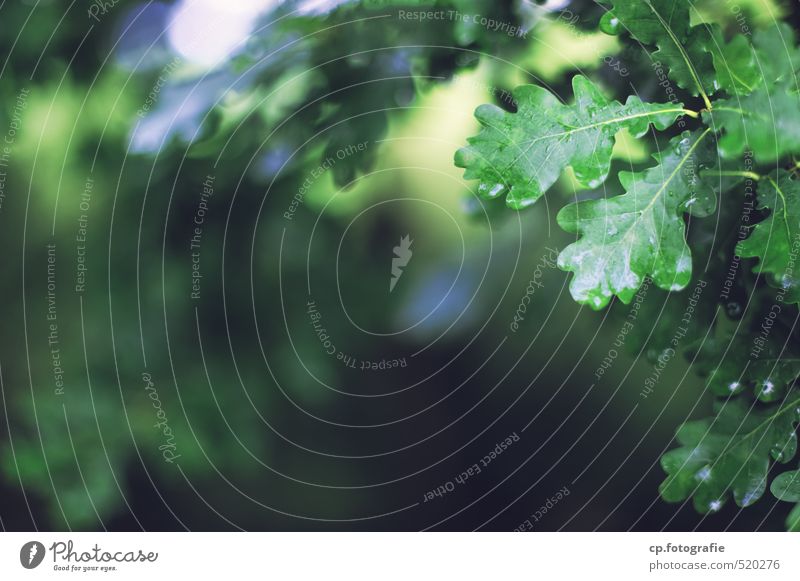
[298,0,352,14]
[168,0,279,67]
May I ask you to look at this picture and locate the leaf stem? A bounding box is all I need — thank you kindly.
[767,176,791,229]
[700,170,762,181]
[682,108,700,119]
[723,393,800,454]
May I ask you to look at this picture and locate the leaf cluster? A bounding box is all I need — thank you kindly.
[455,1,800,528]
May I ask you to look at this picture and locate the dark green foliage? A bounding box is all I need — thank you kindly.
[604,0,717,101]
[455,0,800,529]
[660,395,800,512]
[737,171,800,304]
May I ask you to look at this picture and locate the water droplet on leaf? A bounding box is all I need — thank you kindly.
[725,301,743,319]
[599,12,621,35]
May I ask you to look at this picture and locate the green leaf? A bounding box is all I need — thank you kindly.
[787,502,800,531]
[605,0,715,104]
[771,469,800,502]
[750,23,800,89]
[692,335,800,404]
[704,86,800,162]
[745,359,800,404]
[737,171,800,304]
[703,31,756,96]
[556,129,716,310]
[706,23,800,96]
[660,395,800,513]
[606,4,800,101]
[454,75,686,209]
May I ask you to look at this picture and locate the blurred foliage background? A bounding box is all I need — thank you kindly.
[0,0,796,531]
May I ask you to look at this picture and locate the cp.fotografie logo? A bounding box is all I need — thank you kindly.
[389,235,413,293]
[20,541,45,569]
